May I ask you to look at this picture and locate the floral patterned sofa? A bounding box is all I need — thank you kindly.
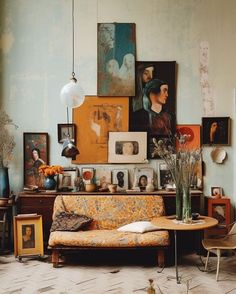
[48,195,169,267]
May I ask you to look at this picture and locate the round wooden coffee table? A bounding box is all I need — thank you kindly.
[152,216,218,283]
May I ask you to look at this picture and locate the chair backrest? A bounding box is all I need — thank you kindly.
[225,222,236,244]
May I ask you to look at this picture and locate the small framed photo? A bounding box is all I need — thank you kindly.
[95,168,111,190]
[112,169,129,191]
[57,124,76,143]
[108,132,147,163]
[202,117,231,145]
[211,186,223,197]
[58,167,78,191]
[133,168,154,192]
[23,132,49,189]
[14,214,44,258]
[82,167,95,184]
[157,162,174,190]
[208,198,230,228]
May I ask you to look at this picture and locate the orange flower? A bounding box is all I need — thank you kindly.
[38,165,64,176]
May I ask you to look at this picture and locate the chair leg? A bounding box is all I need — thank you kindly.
[216,249,221,281]
[205,250,210,271]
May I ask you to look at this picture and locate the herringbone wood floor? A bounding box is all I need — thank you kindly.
[0,251,236,294]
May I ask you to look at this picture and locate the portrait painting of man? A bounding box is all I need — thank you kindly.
[202,117,230,145]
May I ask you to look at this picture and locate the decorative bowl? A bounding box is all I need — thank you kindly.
[85,183,97,192]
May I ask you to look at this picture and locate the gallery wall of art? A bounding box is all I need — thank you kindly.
[1,0,236,203]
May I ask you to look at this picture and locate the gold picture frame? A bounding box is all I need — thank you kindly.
[14,214,44,258]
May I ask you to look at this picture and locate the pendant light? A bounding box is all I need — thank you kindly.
[60,0,84,157]
[60,0,84,108]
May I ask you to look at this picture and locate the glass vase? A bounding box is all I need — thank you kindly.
[0,167,10,198]
[175,184,183,220]
[182,186,191,223]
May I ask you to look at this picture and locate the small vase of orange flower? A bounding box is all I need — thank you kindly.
[38,165,63,190]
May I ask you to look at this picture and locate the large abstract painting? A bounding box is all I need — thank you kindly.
[97,23,136,96]
[129,61,176,158]
[72,96,129,163]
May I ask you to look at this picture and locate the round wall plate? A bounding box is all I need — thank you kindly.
[211,148,227,164]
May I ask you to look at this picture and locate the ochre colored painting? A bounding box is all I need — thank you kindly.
[176,125,201,151]
[72,96,129,163]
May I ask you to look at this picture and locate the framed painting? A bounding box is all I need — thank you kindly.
[211,186,223,197]
[72,96,129,163]
[133,168,154,192]
[129,61,176,158]
[23,132,49,188]
[208,198,230,228]
[81,167,95,184]
[14,214,44,258]
[108,132,147,163]
[157,162,174,190]
[202,117,231,145]
[57,124,76,143]
[112,169,129,191]
[95,168,111,191]
[97,23,136,96]
[58,167,78,191]
[176,124,201,151]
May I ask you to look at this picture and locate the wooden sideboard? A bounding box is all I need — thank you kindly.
[17,190,203,250]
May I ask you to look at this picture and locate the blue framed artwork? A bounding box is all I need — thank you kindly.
[97,23,136,96]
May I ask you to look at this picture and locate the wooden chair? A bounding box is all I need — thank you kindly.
[202,222,236,281]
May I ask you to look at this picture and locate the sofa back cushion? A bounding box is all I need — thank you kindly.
[53,195,165,230]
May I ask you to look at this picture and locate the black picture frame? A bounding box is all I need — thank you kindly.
[57,123,76,144]
[129,61,177,159]
[202,117,230,146]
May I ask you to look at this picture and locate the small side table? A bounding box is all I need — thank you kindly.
[152,216,218,283]
[0,205,13,252]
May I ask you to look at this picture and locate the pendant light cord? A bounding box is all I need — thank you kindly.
[72,0,75,79]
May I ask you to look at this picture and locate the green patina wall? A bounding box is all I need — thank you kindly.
[0,0,236,208]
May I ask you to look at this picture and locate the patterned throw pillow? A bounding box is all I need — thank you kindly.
[50,212,93,232]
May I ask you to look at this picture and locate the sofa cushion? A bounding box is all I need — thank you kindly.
[117,221,161,233]
[53,195,166,230]
[50,212,93,232]
[48,229,169,247]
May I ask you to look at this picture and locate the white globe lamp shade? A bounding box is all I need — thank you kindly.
[60,78,85,108]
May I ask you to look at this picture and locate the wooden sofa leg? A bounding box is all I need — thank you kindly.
[52,249,59,268]
[157,250,165,268]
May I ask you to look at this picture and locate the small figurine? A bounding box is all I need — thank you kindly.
[147,279,156,294]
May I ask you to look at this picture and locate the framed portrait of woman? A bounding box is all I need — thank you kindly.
[23,133,49,189]
[133,168,154,192]
[14,214,44,258]
[108,132,147,163]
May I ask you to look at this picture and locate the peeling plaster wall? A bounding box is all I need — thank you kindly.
[1,0,236,211]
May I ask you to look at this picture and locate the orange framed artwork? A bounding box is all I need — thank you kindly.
[176,124,201,151]
[72,96,129,163]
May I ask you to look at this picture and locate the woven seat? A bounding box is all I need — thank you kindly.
[202,222,236,281]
